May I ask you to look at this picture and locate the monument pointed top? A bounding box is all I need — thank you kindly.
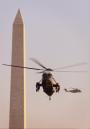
[13,9,23,24]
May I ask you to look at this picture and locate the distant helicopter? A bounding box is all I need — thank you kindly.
[3,58,87,100]
[64,88,82,93]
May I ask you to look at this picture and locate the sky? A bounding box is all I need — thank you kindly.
[0,0,90,129]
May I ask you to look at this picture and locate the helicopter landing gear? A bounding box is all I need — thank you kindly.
[36,82,41,92]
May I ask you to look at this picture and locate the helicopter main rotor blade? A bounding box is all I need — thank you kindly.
[30,58,49,70]
[54,70,88,72]
[2,64,43,70]
[53,62,88,70]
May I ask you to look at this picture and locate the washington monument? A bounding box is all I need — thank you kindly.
[9,10,26,129]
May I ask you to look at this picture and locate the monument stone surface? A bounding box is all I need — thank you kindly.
[9,10,26,129]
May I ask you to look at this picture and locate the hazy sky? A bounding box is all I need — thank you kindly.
[0,0,90,128]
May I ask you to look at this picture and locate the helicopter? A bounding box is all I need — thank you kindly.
[36,72,60,100]
[64,88,82,93]
[3,58,87,100]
